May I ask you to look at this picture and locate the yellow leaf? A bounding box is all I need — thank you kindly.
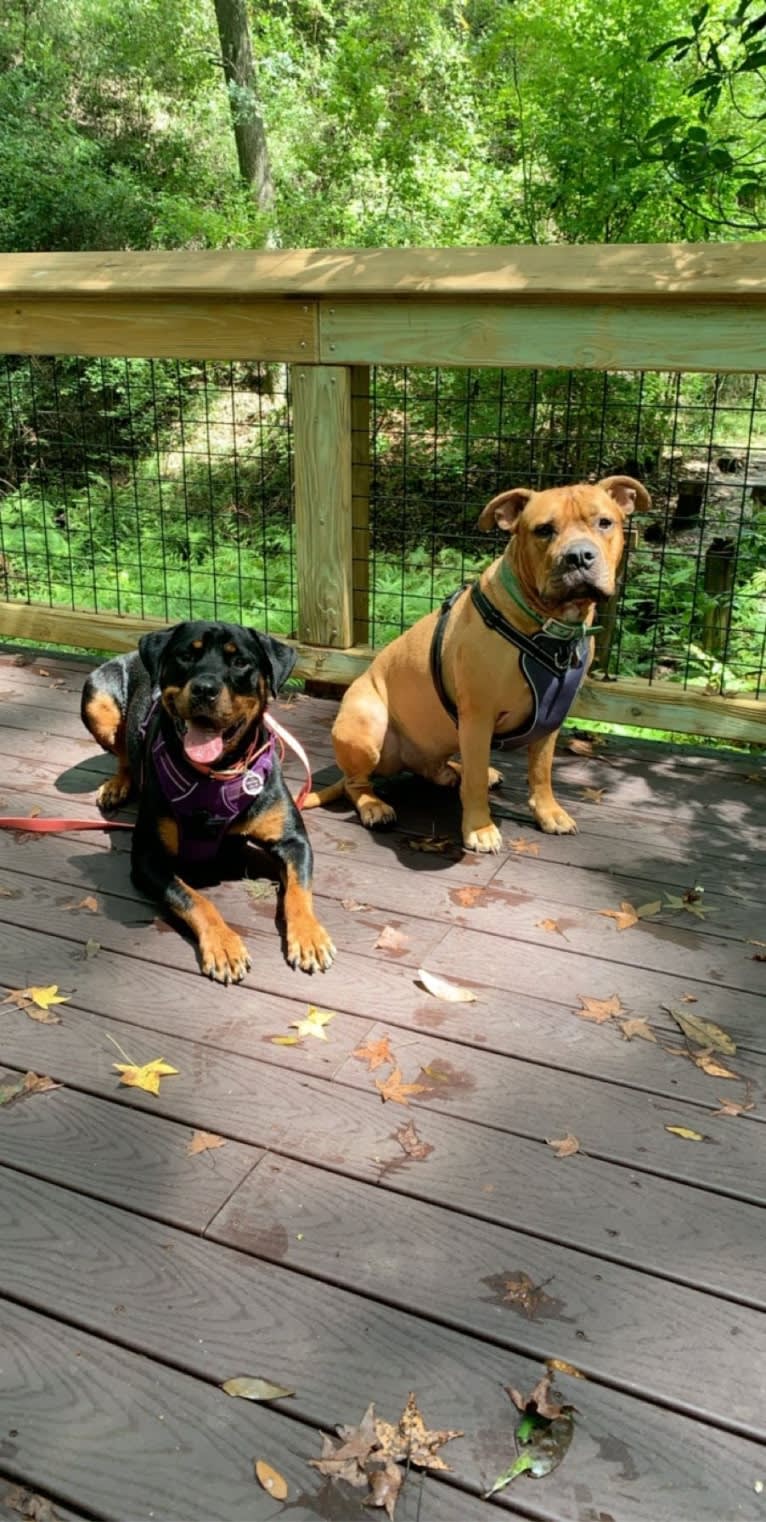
[270,1034,302,1046]
[65,895,99,913]
[289,1006,336,1040]
[113,1059,179,1096]
[417,968,477,1003]
[598,902,638,932]
[693,1049,739,1080]
[254,1461,288,1500]
[4,984,70,1012]
[187,1130,226,1155]
[547,1358,586,1379]
[665,1124,705,1142]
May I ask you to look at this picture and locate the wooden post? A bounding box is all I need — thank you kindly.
[702,537,736,659]
[350,365,371,644]
[291,364,353,648]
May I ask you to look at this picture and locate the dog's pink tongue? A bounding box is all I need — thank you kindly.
[183,724,224,765]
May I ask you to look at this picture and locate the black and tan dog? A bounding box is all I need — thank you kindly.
[82,621,335,982]
[305,476,649,851]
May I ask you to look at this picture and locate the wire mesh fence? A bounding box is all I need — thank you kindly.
[1,354,764,697]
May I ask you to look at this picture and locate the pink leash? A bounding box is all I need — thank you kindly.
[0,712,313,837]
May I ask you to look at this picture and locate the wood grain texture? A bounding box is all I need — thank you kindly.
[0,295,317,361]
[320,298,766,374]
[292,365,354,646]
[350,364,371,643]
[1,244,764,298]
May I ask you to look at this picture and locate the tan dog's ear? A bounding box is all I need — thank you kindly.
[478,487,533,532]
[597,475,651,515]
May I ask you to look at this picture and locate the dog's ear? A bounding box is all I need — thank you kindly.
[597,475,651,516]
[138,628,174,684]
[477,488,533,533]
[249,631,297,696]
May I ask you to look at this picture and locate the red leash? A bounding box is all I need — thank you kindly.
[0,712,313,837]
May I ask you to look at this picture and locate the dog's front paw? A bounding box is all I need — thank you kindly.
[287,918,336,974]
[358,797,397,830]
[463,822,503,854]
[532,802,578,835]
[96,773,131,813]
[198,925,251,985]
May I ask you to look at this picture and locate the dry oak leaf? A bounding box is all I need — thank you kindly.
[375,1067,427,1107]
[375,925,410,952]
[502,1272,554,1319]
[366,1460,403,1521]
[577,993,624,1024]
[289,1005,336,1040]
[417,968,477,1003]
[508,837,540,856]
[666,1009,737,1055]
[393,1119,434,1161]
[113,1058,179,1096]
[546,1134,580,1159]
[579,786,606,804]
[713,1095,755,1118]
[187,1130,226,1156]
[619,1018,657,1043]
[354,1035,395,1072]
[222,1376,294,1401]
[507,1372,575,1422]
[65,895,98,913]
[254,1461,287,1501]
[665,1124,705,1142]
[374,1392,463,1472]
[0,1072,60,1107]
[598,901,638,932]
[310,1402,378,1487]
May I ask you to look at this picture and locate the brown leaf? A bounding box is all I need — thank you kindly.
[375,1067,427,1107]
[579,786,605,804]
[576,993,624,1024]
[354,1035,395,1072]
[546,1133,580,1158]
[375,925,410,952]
[342,897,369,912]
[375,1392,462,1472]
[547,1358,586,1380]
[502,1272,554,1319]
[310,1403,378,1486]
[3,1487,62,1522]
[598,901,638,931]
[453,885,484,908]
[392,1120,433,1161]
[713,1095,755,1118]
[618,1018,657,1043]
[253,1461,288,1501]
[680,993,698,1003]
[65,895,99,913]
[406,835,453,854]
[665,1124,705,1141]
[416,968,477,1003]
[0,883,21,900]
[508,837,540,856]
[692,1048,739,1080]
[0,1072,61,1107]
[567,737,595,756]
[187,1130,226,1156]
[507,1372,575,1421]
[366,1460,403,1520]
[666,1009,737,1055]
[537,918,566,935]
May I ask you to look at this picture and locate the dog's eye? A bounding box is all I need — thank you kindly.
[231,655,250,670]
[597,517,614,531]
[533,523,555,540]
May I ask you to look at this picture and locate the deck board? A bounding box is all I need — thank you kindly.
[0,649,764,1521]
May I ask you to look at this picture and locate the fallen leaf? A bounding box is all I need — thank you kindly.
[576,993,624,1024]
[0,884,21,899]
[502,1272,555,1319]
[508,837,540,856]
[113,1058,179,1096]
[598,901,638,931]
[618,1018,657,1043]
[334,839,356,854]
[0,1072,60,1107]
[375,1392,463,1471]
[254,1461,287,1500]
[485,1405,575,1498]
[65,895,99,913]
[579,787,605,804]
[537,918,566,935]
[713,1095,755,1118]
[406,835,453,853]
[546,1134,580,1159]
[546,1358,586,1380]
[666,1009,737,1055]
[453,885,484,908]
[187,1130,226,1155]
[746,771,765,784]
[270,1034,302,1045]
[28,806,41,818]
[392,1120,433,1161]
[665,1124,705,1141]
[366,1460,403,1520]
[83,939,101,960]
[375,925,410,952]
[222,1376,294,1401]
[567,737,595,756]
[342,897,369,912]
[636,899,663,919]
[310,1403,378,1487]
[244,879,277,902]
[664,891,712,920]
[375,1067,427,1107]
[3,1486,62,1522]
[681,993,698,1003]
[507,1372,575,1422]
[3,984,70,1012]
[354,1035,395,1072]
[289,1005,336,1040]
[417,968,477,1003]
[692,1048,739,1080]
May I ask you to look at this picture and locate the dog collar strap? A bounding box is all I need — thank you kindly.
[498,559,596,641]
[263,710,313,810]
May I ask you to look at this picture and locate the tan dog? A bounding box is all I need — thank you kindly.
[305,476,649,851]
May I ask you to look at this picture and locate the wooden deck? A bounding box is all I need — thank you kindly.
[0,648,764,1522]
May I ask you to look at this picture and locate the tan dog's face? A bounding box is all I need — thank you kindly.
[478,475,650,610]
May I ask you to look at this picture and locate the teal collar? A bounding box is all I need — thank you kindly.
[498,558,599,640]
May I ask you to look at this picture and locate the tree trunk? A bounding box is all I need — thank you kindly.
[213,0,274,212]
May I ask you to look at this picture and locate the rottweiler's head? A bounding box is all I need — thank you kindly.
[138,621,296,767]
[478,475,650,612]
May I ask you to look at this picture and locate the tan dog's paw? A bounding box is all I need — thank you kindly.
[533,803,578,835]
[287,919,336,973]
[199,925,251,984]
[463,822,503,854]
[358,797,397,829]
[96,773,131,813]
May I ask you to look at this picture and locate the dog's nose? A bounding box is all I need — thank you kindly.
[562,540,598,571]
[190,676,221,703]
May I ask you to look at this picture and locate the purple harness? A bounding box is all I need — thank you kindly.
[143,702,276,864]
[430,585,589,748]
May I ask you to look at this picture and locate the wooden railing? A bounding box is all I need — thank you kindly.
[0,244,765,743]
